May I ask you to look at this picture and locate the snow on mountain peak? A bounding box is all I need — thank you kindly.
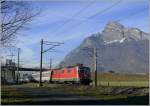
[101,21,148,43]
[104,38,126,45]
[119,37,126,43]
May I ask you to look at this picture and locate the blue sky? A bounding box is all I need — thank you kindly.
[8,0,149,68]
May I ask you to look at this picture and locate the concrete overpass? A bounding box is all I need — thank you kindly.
[1,66,48,71]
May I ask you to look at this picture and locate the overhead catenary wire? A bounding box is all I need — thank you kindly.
[57,0,122,36]
[59,0,148,37]
[42,40,64,53]
[42,44,61,53]
[88,0,122,19]
[45,50,65,53]
[81,47,94,58]
[39,39,64,86]
[51,0,96,35]
[116,7,148,22]
[81,47,103,61]
[43,41,64,44]
[55,0,123,46]
[40,0,123,47]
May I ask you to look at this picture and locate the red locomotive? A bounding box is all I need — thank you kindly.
[50,64,91,85]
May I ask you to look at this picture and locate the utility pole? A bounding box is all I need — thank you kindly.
[17,48,20,84]
[50,58,52,69]
[7,53,16,82]
[39,39,64,87]
[39,39,43,86]
[94,47,97,86]
[81,47,98,86]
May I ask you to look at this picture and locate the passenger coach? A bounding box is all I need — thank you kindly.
[32,64,91,85]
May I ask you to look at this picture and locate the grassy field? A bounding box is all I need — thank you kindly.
[1,73,149,104]
[44,84,149,105]
[1,86,32,104]
[90,81,149,87]
[90,73,149,87]
[91,72,149,81]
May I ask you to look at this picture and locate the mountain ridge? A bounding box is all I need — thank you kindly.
[58,21,149,73]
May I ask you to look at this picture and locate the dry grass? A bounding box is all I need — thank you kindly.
[91,73,149,81]
[1,86,25,98]
[90,81,149,87]
[1,84,148,105]
[90,73,149,87]
[45,85,148,100]
[1,86,31,104]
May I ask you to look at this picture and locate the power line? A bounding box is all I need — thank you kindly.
[43,41,64,45]
[51,0,96,35]
[116,7,148,22]
[88,0,122,19]
[57,0,122,36]
[42,44,64,53]
[39,39,64,86]
[81,47,103,61]
[59,0,148,37]
[81,47,94,59]
[46,50,65,53]
[81,47,98,86]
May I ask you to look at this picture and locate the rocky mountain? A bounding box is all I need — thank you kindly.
[58,21,149,73]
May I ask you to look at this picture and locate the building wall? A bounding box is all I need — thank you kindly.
[1,69,15,83]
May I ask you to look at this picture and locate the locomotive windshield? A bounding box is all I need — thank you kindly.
[79,67,90,73]
[84,67,90,74]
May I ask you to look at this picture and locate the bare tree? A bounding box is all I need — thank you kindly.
[1,0,40,47]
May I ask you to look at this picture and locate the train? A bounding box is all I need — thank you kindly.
[31,71,51,82]
[31,64,92,85]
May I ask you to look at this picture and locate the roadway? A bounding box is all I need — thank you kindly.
[10,84,101,105]
[5,84,148,105]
